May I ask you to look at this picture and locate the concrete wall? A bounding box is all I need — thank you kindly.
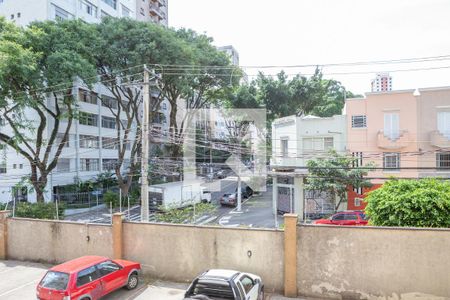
[297,225,450,300]
[122,222,285,292]
[7,218,112,264]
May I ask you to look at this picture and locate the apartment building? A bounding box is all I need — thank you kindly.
[371,73,392,92]
[270,114,347,220]
[345,87,450,210]
[0,0,137,25]
[136,0,168,26]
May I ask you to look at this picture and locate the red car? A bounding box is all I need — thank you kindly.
[36,256,141,300]
[314,211,368,226]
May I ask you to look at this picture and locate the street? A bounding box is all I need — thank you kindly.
[64,177,282,229]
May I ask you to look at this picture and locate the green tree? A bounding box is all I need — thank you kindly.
[0,19,96,202]
[306,150,374,210]
[365,179,450,228]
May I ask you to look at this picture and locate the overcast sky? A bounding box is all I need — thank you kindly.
[168,0,450,94]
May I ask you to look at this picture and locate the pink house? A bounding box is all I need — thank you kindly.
[345,88,450,210]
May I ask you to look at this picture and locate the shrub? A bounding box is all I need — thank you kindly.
[365,179,450,228]
[15,202,64,220]
[103,191,120,208]
[155,202,215,224]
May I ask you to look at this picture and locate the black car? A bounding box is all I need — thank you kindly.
[184,269,264,300]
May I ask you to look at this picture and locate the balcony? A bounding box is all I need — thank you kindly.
[149,4,164,19]
[377,130,411,149]
[430,130,450,148]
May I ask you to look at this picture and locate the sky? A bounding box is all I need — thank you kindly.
[168,0,450,95]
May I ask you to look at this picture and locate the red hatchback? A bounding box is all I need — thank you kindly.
[36,256,141,300]
[314,211,368,226]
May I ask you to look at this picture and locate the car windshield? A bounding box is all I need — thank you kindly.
[188,278,235,299]
[40,271,69,291]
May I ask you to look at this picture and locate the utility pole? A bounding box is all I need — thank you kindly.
[141,65,150,222]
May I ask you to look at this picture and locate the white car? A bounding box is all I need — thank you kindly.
[184,269,264,300]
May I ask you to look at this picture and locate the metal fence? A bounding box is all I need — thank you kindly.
[53,187,119,209]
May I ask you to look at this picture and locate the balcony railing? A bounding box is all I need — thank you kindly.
[430,130,450,148]
[377,130,411,149]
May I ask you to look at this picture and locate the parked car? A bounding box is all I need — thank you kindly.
[36,256,140,300]
[184,269,264,300]
[220,186,253,207]
[201,189,212,203]
[314,211,368,226]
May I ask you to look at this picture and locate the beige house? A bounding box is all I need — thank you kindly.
[345,87,450,208]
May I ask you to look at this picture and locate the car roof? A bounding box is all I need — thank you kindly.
[50,256,108,274]
[202,269,240,280]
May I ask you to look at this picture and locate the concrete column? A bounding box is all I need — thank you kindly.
[293,176,304,222]
[284,213,298,298]
[112,213,124,260]
[0,211,10,260]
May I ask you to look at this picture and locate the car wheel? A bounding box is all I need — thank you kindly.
[258,289,264,300]
[126,273,139,290]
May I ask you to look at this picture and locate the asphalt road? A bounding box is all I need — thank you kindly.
[63,177,281,229]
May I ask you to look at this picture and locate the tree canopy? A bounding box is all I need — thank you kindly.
[365,179,450,228]
[306,150,374,210]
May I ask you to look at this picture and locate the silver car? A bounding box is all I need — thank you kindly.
[184,269,264,300]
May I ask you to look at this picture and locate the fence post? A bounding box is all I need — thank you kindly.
[0,211,10,260]
[284,213,298,298]
[112,212,124,260]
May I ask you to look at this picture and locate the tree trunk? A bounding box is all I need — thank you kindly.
[34,175,48,203]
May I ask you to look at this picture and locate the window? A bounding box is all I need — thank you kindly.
[56,159,70,172]
[80,0,98,17]
[383,152,400,170]
[354,198,363,207]
[0,162,6,174]
[102,116,116,129]
[384,113,400,140]
[345,214,358,220]
[352,115,367,128]
[79,112,98,127]
[102,137,119,149]
[281,138,288,158]
[17,12,20,18]
[324,137,334,150]
[80,159,99,172]
[80,135,99,149]
[56,133,70,148]
[0,117,5,126]
[10,14,14,19]
[19,164,23,169]
[162,103,167,110]
[332,214,345,221]
[79,89,97,105]
[140,7,145,16]
[97,261,121,277]
[437,111,450,139]
[101,0,117,9]
[13,164,16,169]
[40,271,69,291]
[54,5,70,20]
[76,266,100,287]
[352,152,363,167]
[122,4,131,17]
[239,276,254,294]
[436,152,450,169]
[303,137,334,152]
[101,95,118,109]
[102,159,118,171]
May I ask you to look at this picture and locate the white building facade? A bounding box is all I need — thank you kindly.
[0,0,168,203]
[270,114,347,220]
[0,0,137,25]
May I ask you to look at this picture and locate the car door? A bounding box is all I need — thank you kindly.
[74,266,103,300]
[96,260,127,296]
[330,213,346,225]
[239,275,259,300]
